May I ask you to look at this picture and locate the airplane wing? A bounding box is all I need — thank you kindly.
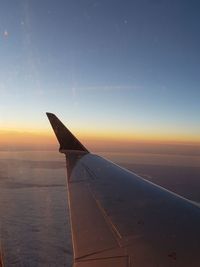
[46,113,200,267]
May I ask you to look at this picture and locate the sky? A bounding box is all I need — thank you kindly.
[0,0,200,150]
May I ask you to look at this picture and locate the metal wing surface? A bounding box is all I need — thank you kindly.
[47,113,200,267]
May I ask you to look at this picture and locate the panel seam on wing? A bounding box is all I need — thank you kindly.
[86,184,123,246]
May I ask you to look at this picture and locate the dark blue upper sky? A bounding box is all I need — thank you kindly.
[0,0,200,142]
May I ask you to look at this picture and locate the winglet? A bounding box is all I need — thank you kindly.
[46,112,89,153]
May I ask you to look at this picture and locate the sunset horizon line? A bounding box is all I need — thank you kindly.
[0,128,199,147]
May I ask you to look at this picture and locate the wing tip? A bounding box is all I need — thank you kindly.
[46,112,89,153]
[46,112,56,119]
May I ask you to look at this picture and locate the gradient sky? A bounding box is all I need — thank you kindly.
[0,0,200,147]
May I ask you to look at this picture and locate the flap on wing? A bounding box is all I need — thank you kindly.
[74,257,129,267]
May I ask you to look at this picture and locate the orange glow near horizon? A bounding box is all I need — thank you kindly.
[0,127,199,151]
[71,125,200,145]
[0,129,55,149]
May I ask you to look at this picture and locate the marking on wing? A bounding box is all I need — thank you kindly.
[68,182,119,259]
[81,163,124,243]
[89,188,122,241]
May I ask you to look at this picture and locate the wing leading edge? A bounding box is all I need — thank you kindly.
[47,113,200,267]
